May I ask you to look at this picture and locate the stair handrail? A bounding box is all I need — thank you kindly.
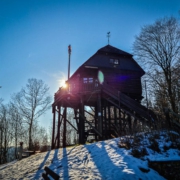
[102,83,152,121]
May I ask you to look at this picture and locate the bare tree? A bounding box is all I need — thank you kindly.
[0,104,13,164]
[31,124,50,152]
[8,103,25,158]
[133,16,180,113]
[12,78,52,150]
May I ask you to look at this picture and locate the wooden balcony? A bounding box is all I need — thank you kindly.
[53,81,101,108]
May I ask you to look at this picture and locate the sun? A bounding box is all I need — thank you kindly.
[59,79,67,88]
[62,81,67,88]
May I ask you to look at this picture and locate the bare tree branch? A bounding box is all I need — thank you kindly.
[12,78,52,150]
[133,16,180,113]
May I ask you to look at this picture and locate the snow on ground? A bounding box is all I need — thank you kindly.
[0,131,180,180]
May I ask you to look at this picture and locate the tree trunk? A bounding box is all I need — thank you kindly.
[164,70,176,113]
[29,123,32,150]
[0,128,2,164]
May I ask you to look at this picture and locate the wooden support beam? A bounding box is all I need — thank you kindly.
[100,105,104,139]
[114,106,117,126]
[74,109,80,132]
[84,109,96,118]
[97,93,102,138]
[128,114,132,133]
[105,97,135,119]
[90,106,95,113]
[108,104,111,138]
[95,106,98,141]
[79,113,102,137]
[79,97,85,144]
[119,109,122,135]
[57,106,61,148]
[54,111,64,147]
[66,119,78,132]
[133,116,137,132]
[104,106,107,139]
[51,107,56,150]
[122,111,126,135]
[63,107,67,148]
[111,124,119,137]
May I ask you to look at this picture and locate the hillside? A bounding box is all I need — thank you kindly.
[0,130,180,180]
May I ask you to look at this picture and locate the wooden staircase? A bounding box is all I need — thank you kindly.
[102,83,156,125]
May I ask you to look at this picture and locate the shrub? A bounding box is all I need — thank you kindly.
[148,139,160,153]
[118,137,132,150]
[131,148,148,158]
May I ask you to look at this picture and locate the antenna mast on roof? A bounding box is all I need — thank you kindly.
[68,45,71,80]
[107,32,110,45]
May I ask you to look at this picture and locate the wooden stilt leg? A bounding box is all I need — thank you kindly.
[108,104,111,138]
[51,107,56,150]
[57,106,61,148]
[95,106,98,141]
[63,107,67,148]
[79,97,85,144]
[97,93,102,139]
[104,105,107,139]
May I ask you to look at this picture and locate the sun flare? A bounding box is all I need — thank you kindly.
[59,79,67,88]
[62,82,67,88]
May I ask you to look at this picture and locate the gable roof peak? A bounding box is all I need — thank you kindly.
[97,45,132,57]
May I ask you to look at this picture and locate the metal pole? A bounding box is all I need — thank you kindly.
[68,45,71,80]
[107,32,110,45]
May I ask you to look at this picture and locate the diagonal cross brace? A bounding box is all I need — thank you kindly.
[79,113,102,137]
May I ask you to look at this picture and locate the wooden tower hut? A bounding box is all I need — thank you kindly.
[51,45,155,149]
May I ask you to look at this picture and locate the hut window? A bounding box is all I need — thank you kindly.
[110,59,119,65]
[89,78,93,83]
[83,78,88,83]
[114,59,119,64]
[83,77,93,83]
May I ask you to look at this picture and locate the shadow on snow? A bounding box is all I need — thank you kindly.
[34,150,51,179]
[85,141,134,179]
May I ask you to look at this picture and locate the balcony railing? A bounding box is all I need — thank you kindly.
[54,81,101,101]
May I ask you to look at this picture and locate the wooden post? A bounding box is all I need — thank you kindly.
[74,108,79,132]
[51,107,56,149]
[97,93,102,139]
[95,105,98,141]
[114,106,117,126]
[57,106,61,148]
[101,101,104,140]
[128,114,132,133]
[63,107,67,148]
[108,103,111,138]
[79,96,85,144]
[122,111,126,135]
[133,116,137,134]
[118,109,122,135]
[104,105,107,139]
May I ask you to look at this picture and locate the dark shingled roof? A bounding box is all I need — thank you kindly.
[70,45,145,79]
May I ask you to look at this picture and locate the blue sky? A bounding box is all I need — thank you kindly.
[0,0,180,129]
